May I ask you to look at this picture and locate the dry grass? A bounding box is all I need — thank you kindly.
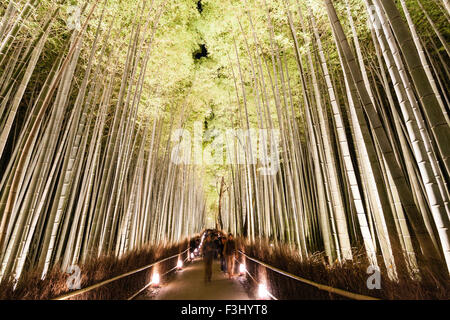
[0,240,189,300]
[237,238,450,300]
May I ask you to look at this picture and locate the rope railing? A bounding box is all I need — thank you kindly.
[53,248,190,300]
[233,256,278,300]
[238,250,379,301]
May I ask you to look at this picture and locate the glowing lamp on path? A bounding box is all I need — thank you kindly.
[151,272,160,287]
[258,283,269,299]
[177,259,183,270]
[239,263,246,275]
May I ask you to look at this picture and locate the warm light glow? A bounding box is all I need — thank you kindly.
[177,259,183,269]
[194,248,198,253]
[151,272,160,286]
[258,283,269,299]
[190,253,195,259]
[239,263,246,274]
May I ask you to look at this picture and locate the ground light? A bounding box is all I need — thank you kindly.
[239,263,246,275]
[190,253,195,259]
[177,259,183,270]
[151,272,160,287]
[258,283,269,299]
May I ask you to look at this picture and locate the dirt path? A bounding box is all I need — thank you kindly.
[141,258,250,300]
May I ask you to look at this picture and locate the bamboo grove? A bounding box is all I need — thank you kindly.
[212,0,450,280]
[0,0,206,282]
[0,0,449,284]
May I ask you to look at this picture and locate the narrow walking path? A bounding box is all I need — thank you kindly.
[146,258,250,300]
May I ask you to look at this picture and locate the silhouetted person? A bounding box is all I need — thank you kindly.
[202,234,215,283]
[219,235,227,272]
[190,237,196,252]
[224,233,236,279]
[213,235,220,259]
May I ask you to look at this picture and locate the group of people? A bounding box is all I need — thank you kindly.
[201,230,236,283]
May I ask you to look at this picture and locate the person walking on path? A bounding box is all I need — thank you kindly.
[224,233,236,279]
[219,234,227,272]
[213,234,220,260]
[202,234,215,283]
[190,236,197,253]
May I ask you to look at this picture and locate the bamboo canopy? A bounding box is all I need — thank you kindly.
[0,0,449,283]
